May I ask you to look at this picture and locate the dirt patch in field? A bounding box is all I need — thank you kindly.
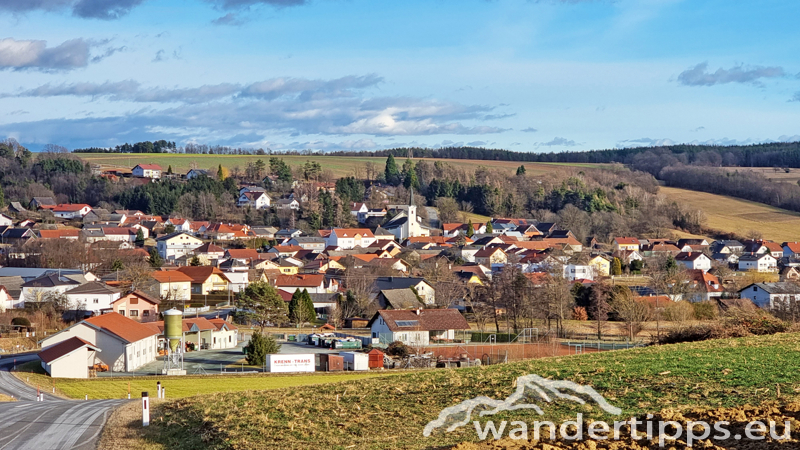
[450,401,800,449]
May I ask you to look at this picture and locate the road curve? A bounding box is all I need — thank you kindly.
[0,355,126,450]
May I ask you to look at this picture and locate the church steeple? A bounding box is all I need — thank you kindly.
[409,186,415,207]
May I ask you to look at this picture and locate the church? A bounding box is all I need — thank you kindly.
[382,188,432,241]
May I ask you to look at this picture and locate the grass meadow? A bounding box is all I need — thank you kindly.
[100,332,800,449]
[661,186,800,242]
[75,153,606,179]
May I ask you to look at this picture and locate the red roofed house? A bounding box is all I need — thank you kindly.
[325,228,376,249]
[38,337,101,378]
[148,270,193,301]
[38,229,81,240]
[143,316,238,350]
[175,266,231,295]
[39,312,159,372]
[132,163,162,179]
[613,237,641,252]
[367,309,470,346]
[275,274,337,294]
[53,204,92,219]
[783,242,800,259]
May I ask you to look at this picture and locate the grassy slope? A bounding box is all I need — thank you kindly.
[661,186,800,242]
[14,368,390,400]
[75,153,605,179]
[122,332,800,450]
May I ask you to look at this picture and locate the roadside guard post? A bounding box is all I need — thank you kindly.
[142,392,150,427]
[157,381,162,399]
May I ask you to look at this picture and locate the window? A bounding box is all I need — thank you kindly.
[119,309,125,316]
[93,298,99,304]
[143,310,150,317]
[129,310,139,317]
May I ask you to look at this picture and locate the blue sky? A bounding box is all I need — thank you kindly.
[0,0,798,152]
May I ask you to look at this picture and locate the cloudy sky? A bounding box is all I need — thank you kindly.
[0,0,798,152]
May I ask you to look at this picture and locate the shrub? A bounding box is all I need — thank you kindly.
[386,341,410,358]
[571,306,588,321]
[244,332,281,366]
[663,301,695,322]
[11,317,31,327]
[693,301,719,320]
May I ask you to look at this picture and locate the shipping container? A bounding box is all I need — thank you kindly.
[317,354,344,371]
[339,351,369,371]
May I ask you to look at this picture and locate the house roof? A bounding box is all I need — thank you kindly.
[741,282,800,295]
[782,242,800,253]
[65,281,120,296]
[379,289,424,309]
[83,312,159,343]
[275,274,325,287]
[373,276,428,291]
[208,318,238,331]
[135,164,162,170]
[226,249,261,260]
[614,237,640,245]
[22,273,80,288]
[53,203,91,212]
[113,290,161,305]
[38,337,100,364]
[155,231,201,242]
[194,242,225,254]
[739,253,774,261]
[367,309,470,331]
[675,252,708,262]
[149,270,194,283]
[38,229,81,239]
[331,228,375,238]
[175,266,231,283]
[32,197,56,206]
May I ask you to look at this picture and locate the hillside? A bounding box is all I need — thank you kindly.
[661,186,800,242]
[75,153,607,179]
[106,332,800,449]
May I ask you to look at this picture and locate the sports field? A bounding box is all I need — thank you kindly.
[661,186,800,242]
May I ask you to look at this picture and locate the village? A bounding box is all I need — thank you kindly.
[1,158,800,380]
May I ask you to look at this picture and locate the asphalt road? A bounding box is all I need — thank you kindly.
[0,355,125,450]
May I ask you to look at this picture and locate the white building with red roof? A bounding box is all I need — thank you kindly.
[39,312,159,372]
[132,163,162,179]
[52,203,92,219]
[324,228,376,249]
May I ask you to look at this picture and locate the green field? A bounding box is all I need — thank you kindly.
[76,153,606,179]
[14,363,391,400]
[105,332,800,449]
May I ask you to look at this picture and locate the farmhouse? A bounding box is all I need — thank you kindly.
[132,164,162,179]
[367,309,470,346]
[325,228,376,249]
[675,252,712,272]
[53,204,92,219]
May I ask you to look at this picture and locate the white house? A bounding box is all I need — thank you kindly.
[149,271,193,301]
[562,264,596,281]
[38,337,101,379]
[237,191,271,209]
[132,164,162,179]
[739,282,800,309]
[20,273,81,307]
[39,312,159,372]
[738,253,778,272]
[0,286,14,312]
[165,218,192,233]
[156,231,204,261]
[675,252,713,272]
[275,198,301,210]
[0,213,12,227]
[367,309,470,346]
[350,202,369,222]
[65,281,122,313]
[53,204,92,219]
[325,228,376,249]
[186,169,211,179]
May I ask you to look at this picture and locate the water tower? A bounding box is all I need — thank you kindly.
[162,309,186,375]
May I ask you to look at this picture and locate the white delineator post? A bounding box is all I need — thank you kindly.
[157,381,162,399]
[142,392,150,427]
